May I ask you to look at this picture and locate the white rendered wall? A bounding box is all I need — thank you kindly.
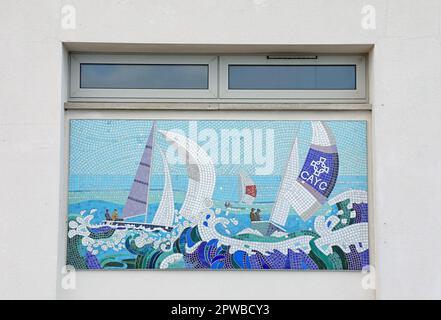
[1,0,440,299]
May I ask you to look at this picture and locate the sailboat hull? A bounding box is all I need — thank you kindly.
[86,226,116,239]
[102,220,173,232]
[250,221,286,237]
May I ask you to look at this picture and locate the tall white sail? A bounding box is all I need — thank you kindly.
[284,121,339,221]
[159,130,216,223]
[239,171,256,205]
[152,148,175,228]
[269,138,299,226]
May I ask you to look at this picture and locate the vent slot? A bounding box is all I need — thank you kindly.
[267,55,318,60]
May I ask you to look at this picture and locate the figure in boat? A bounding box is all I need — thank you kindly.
[249,208,261,222]
[249,208,255,221]
[255,209,262,221]
[111,209,123,221]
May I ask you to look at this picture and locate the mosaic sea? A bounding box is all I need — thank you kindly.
[67,174,369,270]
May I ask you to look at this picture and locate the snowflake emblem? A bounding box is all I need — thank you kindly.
[310,157,329,177]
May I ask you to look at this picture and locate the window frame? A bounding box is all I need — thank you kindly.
[70,54,218,99]
[69,54,367,103]
[219,55,366,101]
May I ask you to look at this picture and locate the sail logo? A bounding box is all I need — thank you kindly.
[310,157,330,178]
[300,170,329,191]
[298,149,338,197]
[300,156,331,191]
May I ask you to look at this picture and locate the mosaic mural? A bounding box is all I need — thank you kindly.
[66,120,369,270]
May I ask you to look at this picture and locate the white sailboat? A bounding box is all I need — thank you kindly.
[224,172,257,210]
[251,121,339,236]
[239,171,257,205]
[102,122,175,231]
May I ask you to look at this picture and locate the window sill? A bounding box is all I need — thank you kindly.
[64,102,372,111]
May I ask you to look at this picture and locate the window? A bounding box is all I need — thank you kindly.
[70,54,366,102]
[70,54,218,99]
[220,56,366,100]
[80,64,209,89]
[228,65,356,90]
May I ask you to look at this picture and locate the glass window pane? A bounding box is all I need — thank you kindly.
[80,64,209,89]
[228,65,356,90]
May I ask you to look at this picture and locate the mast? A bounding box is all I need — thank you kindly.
[122,122,156,220]
[238,174,243,203]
